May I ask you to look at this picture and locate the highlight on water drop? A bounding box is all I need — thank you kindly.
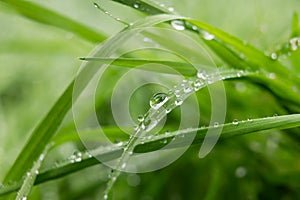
[150,93,169,109]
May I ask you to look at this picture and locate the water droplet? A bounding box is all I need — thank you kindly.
[171,20,185,31]
[39,153,45,161]
[128,151,133,155]
[193,79,204,91]
[74,151,82,162]
[150,93,169,109]
[273,113,278,117]
[175,98,183,106]
[247,118,253,122]
[137,114,144,122]
[235,166,247,178]
[34,170,39,175]
[289,37,300,51]
[213,122,219,127]
[160,3,165,7]
[183,86,192,93]
[168,7,174,12]
[197,70,207,80]
[192,25,198,31]
[237,70,244,77]
[21,197,27,200]
[133,1,140,8]
[121,163,127,169]
[104,194,108,200]
[201,31,215,40]
[270,52,277,60]
[232,119,239,125]
[93,3,100,8]
[116,142,123,147]
[268,73,276,79]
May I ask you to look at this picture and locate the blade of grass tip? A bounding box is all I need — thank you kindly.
[15,143,53,200]
[0,0,106,43]
[3,14,186,186]
[291,12,300,38]
[79,57,197,76]
[1,114,300,196]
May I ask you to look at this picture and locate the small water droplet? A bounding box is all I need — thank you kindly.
[192,25,198,31]
[247,118,253,122]
[213,122,219,127]
[273,113,278,117]
[121,163,127,169]
[160,3,165,7]
[116,142,123,147]
[268,73,276,79]
[201,31,215,40]
[232,119,239,125]
[163,139,168,144]
[21,197,27,200]
[289,37,300,51]
[104,194,108,200]
[133,1,140,8]
[168,7,174,12]
[175,98,183,106]
[171,20,185,31]
[150,93,169,109]
[137,114,144,122]
[128,151,133,155]
[197,70,207,80]
[270,52,277,60]
[183,86,192,93]
[193,79,204,91]
[34,170,39,175]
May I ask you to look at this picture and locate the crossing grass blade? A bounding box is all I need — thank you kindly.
[1,114,300,196]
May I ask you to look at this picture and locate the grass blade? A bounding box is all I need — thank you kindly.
[80,57,197,76]
[0,0,106,43]
[1,114,300,196]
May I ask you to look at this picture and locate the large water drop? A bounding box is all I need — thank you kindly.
[171,20,185,31]
[150,93,169,109]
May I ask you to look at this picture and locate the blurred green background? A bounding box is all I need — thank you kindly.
[1,0,300,199]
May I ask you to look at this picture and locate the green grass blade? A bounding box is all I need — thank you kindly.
[0,0,106,43]
[3,83,74,184]
[15,144,52,200]
[80,57,197,76]
[1,114,300,196]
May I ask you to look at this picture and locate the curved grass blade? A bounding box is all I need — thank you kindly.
[0,0,106,43]
[80,57,197,76]
[1,114,300,197]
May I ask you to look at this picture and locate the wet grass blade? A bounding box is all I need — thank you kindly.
[80,57,197,76]
[1,114,300,196]
[0,0,106,43]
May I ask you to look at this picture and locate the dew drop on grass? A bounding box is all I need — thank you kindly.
[201,31,215,40]
[168,7,175,12]
[270,52,277,60]
[150,93,169,109]
[171,20,185,31]
[133,1,140,8]
[104,194,108,200]
[175,98,183,106]
[232,119,239,125]
[121,163,127,169]
[197,70,207,80]
[268,73,276,79]
[137,114,144,122]
[213,122,219,127]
